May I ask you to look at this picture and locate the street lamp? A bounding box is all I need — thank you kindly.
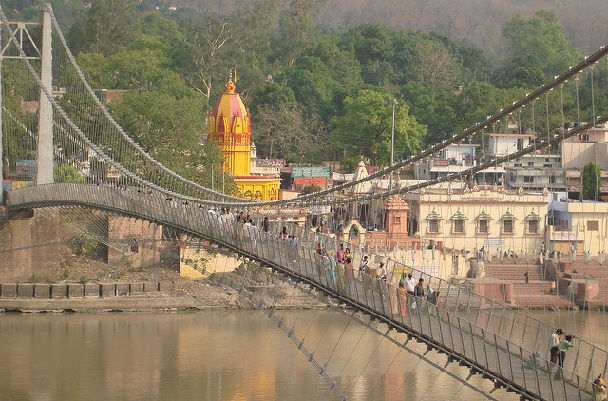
[389,98,398,192]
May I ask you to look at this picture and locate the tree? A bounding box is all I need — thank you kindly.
[251,103,326,163]
[582,162,601,201]
[410,39,459,88]
[337,24,395,86]
[67,0,140,56]
[494,11,580,88]
[280,56,335,116]
[272,0,326,66]
[108,87,221,187]
[176,16,232,100]
[332,89,425,169]
[54,164,85,183]
[401,82,458,144]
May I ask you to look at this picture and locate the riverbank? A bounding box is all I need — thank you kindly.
[0,263,327,313]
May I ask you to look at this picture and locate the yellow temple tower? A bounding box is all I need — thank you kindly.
[207,78,280,200]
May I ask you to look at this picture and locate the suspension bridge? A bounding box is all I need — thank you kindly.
[2,4,608,401]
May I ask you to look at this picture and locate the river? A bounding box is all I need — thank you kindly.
[0,309,604,401]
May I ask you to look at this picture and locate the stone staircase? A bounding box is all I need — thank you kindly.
[556,260,608,309]
[478,259,577,309]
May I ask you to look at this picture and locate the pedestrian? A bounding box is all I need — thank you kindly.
[359,255,369,273]
[262,216,270,233]
[549,328,563,371]
[524,270,529,284]
[554,334,575,380]
[324,250,336,287]
[377,261,387,281]
[336,243,345,264]
[594,373,608,401]
[414,278,425,298]
[405,273,416,306]
[344,247,352,265]
[414,277,426,313]
[398,281,408,317]
[316,242,323,256]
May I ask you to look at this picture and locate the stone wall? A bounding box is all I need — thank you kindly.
[0,281,175,299]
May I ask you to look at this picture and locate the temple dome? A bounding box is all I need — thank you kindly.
[207,79,251,136]
[351,160,372,194]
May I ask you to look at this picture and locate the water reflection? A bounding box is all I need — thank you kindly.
[3,310,598,400]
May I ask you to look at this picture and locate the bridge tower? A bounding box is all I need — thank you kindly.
[0,4,54,204]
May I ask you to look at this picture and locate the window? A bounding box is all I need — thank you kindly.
[427,210,443,234]
[526,211,541,234]
[523,176,534,183]
[476,211,492,234]
[588,220,599,231]
[454,220,465,233]
[514,163,523,167]
[517,138,524,151]
[450,211,466,234]
[549,175,556,184]
[543,163,552,168]
[528,220,539,234]
[429,220,440,233]
[528,162,534,166]
[545,158,550,163]
[394,216,401,224]
[501,211,517,234]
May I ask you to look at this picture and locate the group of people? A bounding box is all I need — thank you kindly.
[527,326,606,399]
[549,328,575,380]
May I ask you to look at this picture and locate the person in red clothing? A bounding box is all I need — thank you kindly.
[336,243,345,264]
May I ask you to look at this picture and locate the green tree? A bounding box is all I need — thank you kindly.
[272,0,326,66]
[494,11,580,88]
[582,162,601,201]
[337,24,395,86]
[54,164,85,183]
[401,82,458,144]
[332,89,425,169]
[108,87,221,187]
[67,0,140,56]
[280,56,335,116]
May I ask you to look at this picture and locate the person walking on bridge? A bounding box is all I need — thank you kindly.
[554,334,575,380]
[414,278,426,313]
[404,273,416,306]
[548,328,563,373]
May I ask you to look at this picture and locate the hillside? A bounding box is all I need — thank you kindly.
[171,0,607,56]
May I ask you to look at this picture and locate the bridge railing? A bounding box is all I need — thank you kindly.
[270,220,608,393]
[5,183,600,398]
[197,210,592,399]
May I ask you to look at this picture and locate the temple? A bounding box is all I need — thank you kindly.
[207,78,280,200]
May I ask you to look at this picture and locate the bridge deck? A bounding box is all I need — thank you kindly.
[6,184,598,400]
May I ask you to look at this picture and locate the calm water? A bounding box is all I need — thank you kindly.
[1,309,603,401]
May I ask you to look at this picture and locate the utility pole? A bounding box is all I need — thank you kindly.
[389,98,397,193]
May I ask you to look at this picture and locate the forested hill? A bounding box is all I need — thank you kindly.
[2,0,606,185]
[171,0,607,57]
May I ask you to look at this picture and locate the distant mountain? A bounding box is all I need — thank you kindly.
[170,0,608,56]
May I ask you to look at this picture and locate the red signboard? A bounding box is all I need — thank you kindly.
[294,177,326,186]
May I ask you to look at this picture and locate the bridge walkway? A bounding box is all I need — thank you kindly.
[5,184,597,400]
